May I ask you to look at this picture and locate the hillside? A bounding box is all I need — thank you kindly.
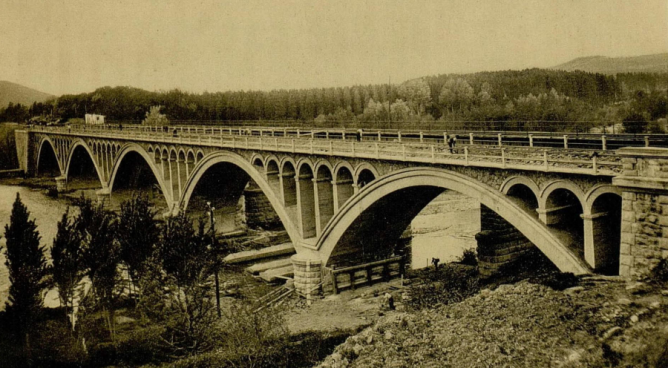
[552,53,668,74]
[0,80,53,108]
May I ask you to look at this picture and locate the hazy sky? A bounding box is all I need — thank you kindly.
[1,0,666,96]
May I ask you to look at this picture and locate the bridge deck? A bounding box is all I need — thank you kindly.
[33,125,623,176]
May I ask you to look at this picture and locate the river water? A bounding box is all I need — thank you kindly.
[0,184,480,308]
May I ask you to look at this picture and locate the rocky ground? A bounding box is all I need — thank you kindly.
[315,277,668,368]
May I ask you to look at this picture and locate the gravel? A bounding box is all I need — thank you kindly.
[316,279,668,367]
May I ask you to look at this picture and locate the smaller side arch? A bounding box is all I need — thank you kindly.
[36,136,64,175]
[314,160,334,177]
[353,162,379,181]
[500,176,540,197]
[296,158,315,175]
[583,184,623,216]
[538,180,586,211]
[64,139,106,187]
[250,153,265,167]
[279,157,297,175]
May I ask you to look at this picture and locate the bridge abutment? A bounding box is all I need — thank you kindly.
[613,148,668,278]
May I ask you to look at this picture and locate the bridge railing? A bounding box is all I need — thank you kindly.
[31,125,623,175]
[35,123,668,150]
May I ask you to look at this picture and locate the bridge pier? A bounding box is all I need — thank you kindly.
[613,147,668,278]
[314,177,334,235]
[296,173,317,238]
[291,253,322,299]
[476,205,537,278]
[96,188,111,207]
[582,212,618,273]
[332,179,354,212]
[55,176,67,193]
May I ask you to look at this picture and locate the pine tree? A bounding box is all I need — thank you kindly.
[4,193,49,339]
[117,195,159,298]
[51,207,83,327]
[76,196,120,340]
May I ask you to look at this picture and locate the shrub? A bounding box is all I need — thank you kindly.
[458,248,478,266]
[406,263,479,310]
[650,257,668,284]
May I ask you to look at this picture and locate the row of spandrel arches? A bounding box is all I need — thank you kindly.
[146,146,205,178]
[254,157,376,239]
[505,181,622,275]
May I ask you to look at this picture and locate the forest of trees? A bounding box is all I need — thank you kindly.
[1,69,667,132]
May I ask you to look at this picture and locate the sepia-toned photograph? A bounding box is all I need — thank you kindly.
[1,0,667,366]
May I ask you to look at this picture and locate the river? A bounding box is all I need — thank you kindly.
[0,184,480,309]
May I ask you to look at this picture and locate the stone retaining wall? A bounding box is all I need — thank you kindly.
[614,148,668,278]
[476,204,537,278]
[244,181,283,230]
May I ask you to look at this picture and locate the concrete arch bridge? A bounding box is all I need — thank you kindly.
[15,126,668,294]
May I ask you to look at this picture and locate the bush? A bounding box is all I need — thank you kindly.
[168,329,354,368]
[622,112,648,133]
[650,258,668,284]
[458,248,478,266]
[405,264,479,310]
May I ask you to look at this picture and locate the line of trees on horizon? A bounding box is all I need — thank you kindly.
[1,68,667,133]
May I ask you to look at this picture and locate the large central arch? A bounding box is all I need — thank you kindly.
[315,167,591,275]
[180,151,301,244]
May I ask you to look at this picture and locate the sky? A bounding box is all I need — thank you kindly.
[0,0,666,96]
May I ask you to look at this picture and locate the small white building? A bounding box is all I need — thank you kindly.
[85,113,105,125]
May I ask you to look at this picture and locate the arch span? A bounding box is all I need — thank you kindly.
[108,143,174,207]
[36,137,62,176]
[180,151,301,244]
[315,167,590,275]
[64,140,105,186]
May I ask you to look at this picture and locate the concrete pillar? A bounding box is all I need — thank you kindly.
[291,253,322,299]
[469,133,474,145]
[167,158,179,204]
[332,179,354,212]
[296,175,316,238]
[563,135,568,149]
[529,134,534,147]
[613,147,668,278]
[313,177,334,235]
[55,176,67,193]
[498,133,502,147]
[536,205,576,225]
[280,172,298,223]
[266,169,281,194]
[96,188,111,207]
[581,212,613,270]
[601,135,607,151]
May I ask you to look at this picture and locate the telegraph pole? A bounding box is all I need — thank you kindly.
[206,202,221,318]
[387,76,392,129]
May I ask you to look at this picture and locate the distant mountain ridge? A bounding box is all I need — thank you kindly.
[0,81,54,108]
[551,53,668,74]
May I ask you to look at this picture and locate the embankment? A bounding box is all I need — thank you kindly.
[0,123,18,170]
